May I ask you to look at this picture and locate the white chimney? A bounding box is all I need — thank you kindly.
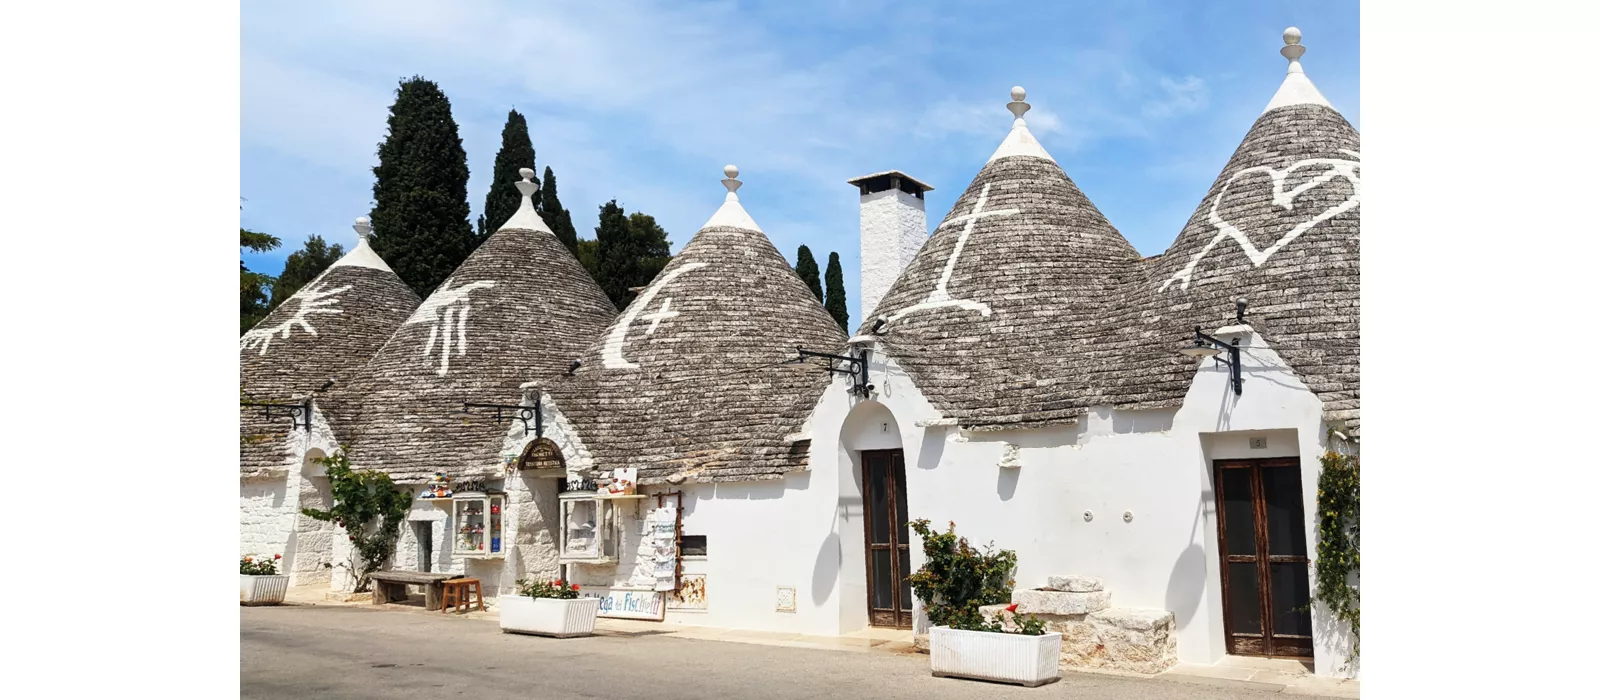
[848,170,933,320]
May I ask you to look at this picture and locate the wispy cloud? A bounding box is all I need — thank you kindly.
[243,0,1361,320]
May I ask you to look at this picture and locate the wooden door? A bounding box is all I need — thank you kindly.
[862,449,913,629]
[1215,458,1314,658]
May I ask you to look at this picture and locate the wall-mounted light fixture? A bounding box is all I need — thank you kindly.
[1178,299,1247,395]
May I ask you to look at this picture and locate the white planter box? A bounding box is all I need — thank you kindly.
[930,626,1062,687]
[240,574,289,605]
[499,596,602,638]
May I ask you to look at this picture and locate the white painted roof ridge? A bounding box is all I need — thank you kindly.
[987,86,1056,164]
[701,164,764,232]
[499,167,556,234]
[1262,27,1334,114]
[328,216,396,273]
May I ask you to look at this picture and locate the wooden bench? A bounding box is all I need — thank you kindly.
[369,571,462,611]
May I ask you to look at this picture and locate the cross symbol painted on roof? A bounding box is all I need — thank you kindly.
[887,182,1019,323]
[639,297,679,336]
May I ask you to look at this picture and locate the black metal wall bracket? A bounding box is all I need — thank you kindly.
[792,347,873,396]
[464,401,543,438]
[1193,327,1243,396]
[241,398,314,432]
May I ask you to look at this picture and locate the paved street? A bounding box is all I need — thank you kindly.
[243,606,1342,699]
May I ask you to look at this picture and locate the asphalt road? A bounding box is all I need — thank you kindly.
[242,605,1319,699]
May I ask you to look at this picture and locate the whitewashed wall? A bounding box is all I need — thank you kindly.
[240,405,341,585]
[792,327,1357,677]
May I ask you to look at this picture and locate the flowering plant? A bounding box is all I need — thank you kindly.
[240,554,281,576]
[515,578,580,600]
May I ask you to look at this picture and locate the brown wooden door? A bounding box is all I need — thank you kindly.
[1215,458,1314,658]
[862,449,913,629]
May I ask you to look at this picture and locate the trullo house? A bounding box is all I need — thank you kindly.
[239,218,420,586]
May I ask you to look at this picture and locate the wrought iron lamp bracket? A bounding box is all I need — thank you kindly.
[463,400,543,438]
[792,347,873,396]
[1192,327,1244,396]
[241,398,314,432]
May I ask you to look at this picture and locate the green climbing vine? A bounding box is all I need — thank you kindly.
[1313,433,1360,659]
[300,449,413,592]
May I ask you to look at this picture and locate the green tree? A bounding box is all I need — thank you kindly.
[369,76,475,298]
[590,201,672,308]
[541,166,581,256]
[824,251,849,330]
[240,227,280,334]
[795,245,823,301]
[476,109,535,240]
[268,235,346,312]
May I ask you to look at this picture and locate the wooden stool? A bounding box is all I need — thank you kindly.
[441,578,483,614]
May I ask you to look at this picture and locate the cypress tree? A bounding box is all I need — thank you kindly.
[369,76,475,298]
[795,245,823,301]
[476,109,535,240]
[541,166,581,256]
[268,235,345,312]
[824,251,849,330]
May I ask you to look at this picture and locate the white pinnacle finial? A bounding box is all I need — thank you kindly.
[1006,86,1030,124]
[353,216,373,242]
[514,167,539,197]
[1281,27,1306,72]
[1262,26,1332,113]
[721,164,742,197]
[703,163,761,231]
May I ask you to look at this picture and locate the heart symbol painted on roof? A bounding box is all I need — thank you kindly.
[1161,149,1359,292]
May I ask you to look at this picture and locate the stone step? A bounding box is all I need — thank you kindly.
[1012,587,1111,615]
[1045,575,1103,592]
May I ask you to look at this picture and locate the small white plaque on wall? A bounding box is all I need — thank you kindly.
[775,586,796,613]
[1249,437,1267,450]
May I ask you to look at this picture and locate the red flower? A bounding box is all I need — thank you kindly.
[571,584,580,591]
[554,580,563,586]
[244,556,253,562]
[1005,603,1019,613]
[274,554,282,560]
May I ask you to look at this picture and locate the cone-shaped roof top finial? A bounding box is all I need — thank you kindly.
[703,163,762,231]
[353,216,374,243]
[988,85,1055,163]
[500,166,553,233]
[1262,26,1333,113]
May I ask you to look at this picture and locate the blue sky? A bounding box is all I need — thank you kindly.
[242,0,1358,323]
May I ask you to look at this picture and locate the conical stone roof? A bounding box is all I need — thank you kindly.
[239,217,421,474]
[866,88,1143,429]
[548,166,848,484]
[1093,28,1362,435]
[342,169,617,483]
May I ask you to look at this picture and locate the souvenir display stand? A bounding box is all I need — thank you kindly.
[452,492,505,558]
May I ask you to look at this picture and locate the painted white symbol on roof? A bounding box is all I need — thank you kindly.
[403,279,498,376]
[239,281,352,356]
[639,297,679,336]
[603,262,709,369]
[1161,150,1360,293]
[887,182,1019,323]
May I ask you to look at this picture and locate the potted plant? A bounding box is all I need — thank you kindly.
[909,520,1062,687]
[499,579,601,637]
[240,554,289,605]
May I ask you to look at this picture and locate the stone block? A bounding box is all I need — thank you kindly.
[1089,607,1174,632]
[1045,575,1103,592]
[1012,588,1110,615]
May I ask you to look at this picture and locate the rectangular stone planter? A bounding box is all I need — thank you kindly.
[240,574,289,605]
[929,626,1063,687]
[499,596,602,638]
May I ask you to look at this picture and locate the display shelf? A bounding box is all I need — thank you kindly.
[452,493,505,559]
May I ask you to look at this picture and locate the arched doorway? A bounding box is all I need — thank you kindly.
[289,448,335,586]
[840,401,912,629]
